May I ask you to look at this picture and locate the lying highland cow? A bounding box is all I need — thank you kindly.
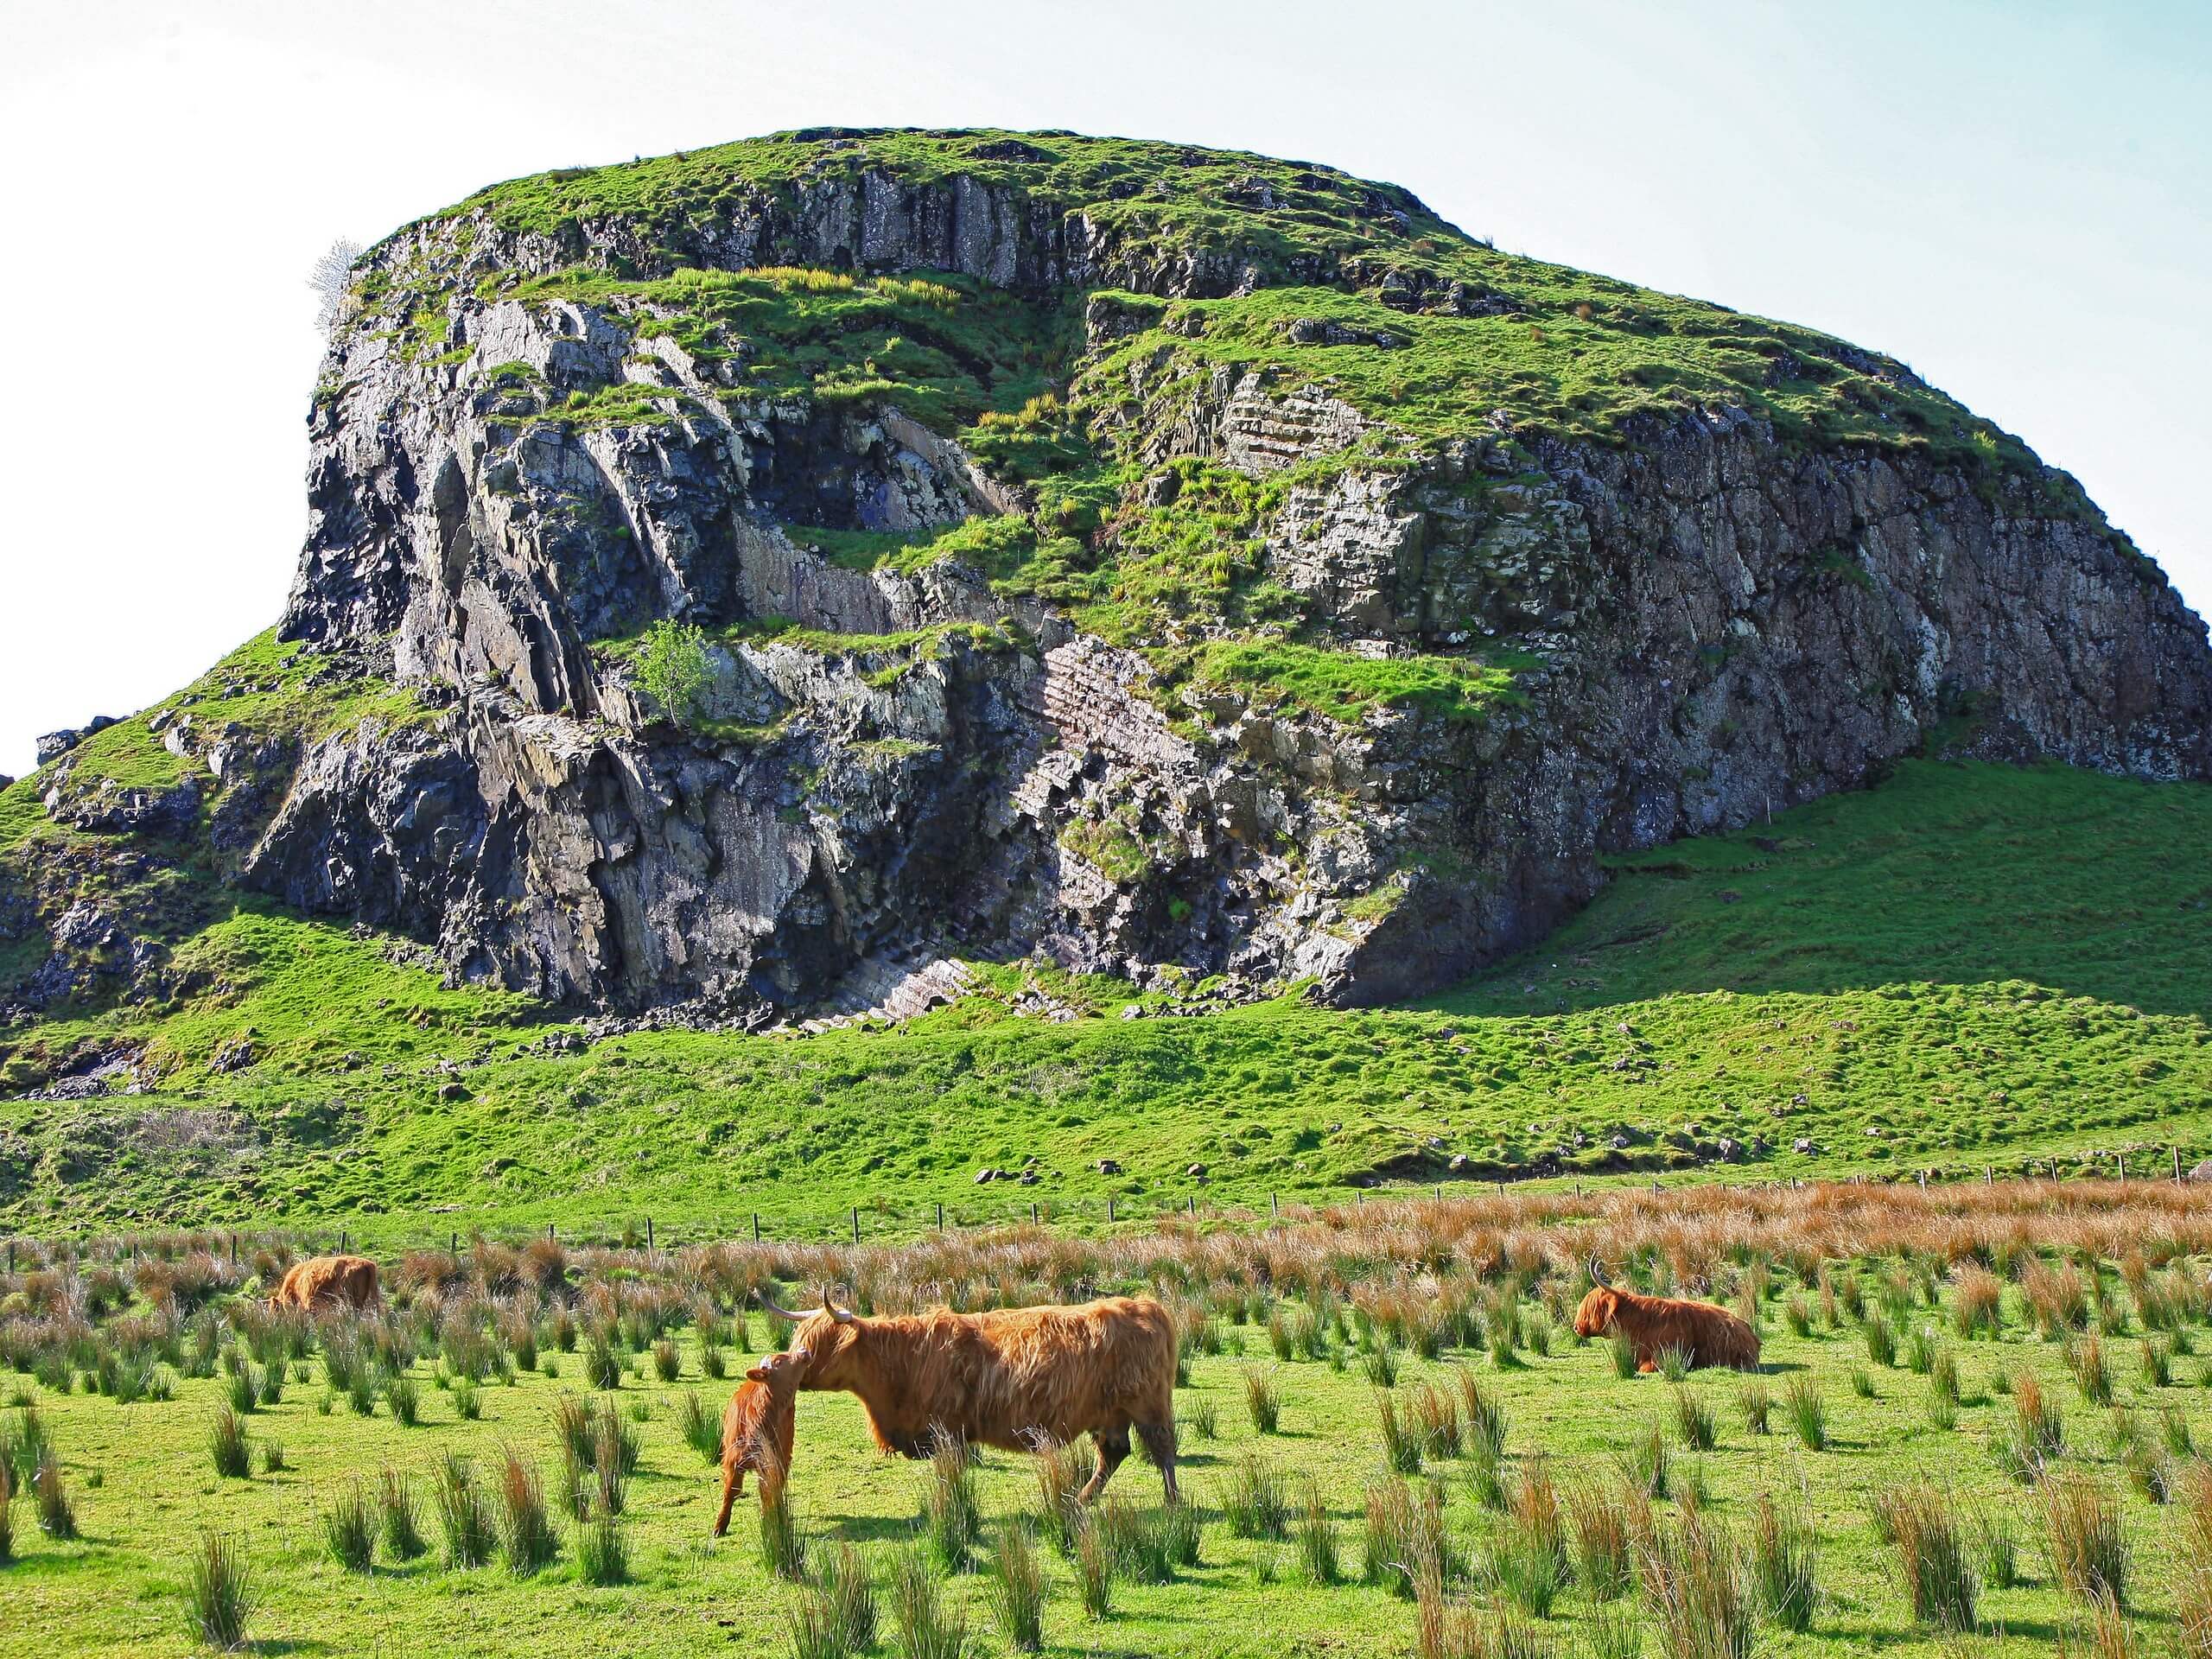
[711,1350,804,1535]
[270,1253,381,1313]
[1573,1257,1761,1372]
[759,1288,1179,1502]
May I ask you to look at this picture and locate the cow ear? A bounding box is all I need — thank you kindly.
[745,1365,772,1382]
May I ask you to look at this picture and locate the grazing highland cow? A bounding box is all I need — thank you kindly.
[1573,1257,1761,1372]
[710,1350,804,1536]
[759,1289,1180,1502]
[270,1254,381,1313]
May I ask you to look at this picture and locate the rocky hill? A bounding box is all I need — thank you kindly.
[10,128,2210,1033]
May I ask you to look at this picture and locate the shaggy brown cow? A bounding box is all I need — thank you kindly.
[1572,1258,1760,1372]
[270,1254,381,1313]
[760,1290,1179,1503]
[710,1350,804,1536]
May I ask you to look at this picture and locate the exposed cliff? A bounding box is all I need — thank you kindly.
[13,129,2211,1025]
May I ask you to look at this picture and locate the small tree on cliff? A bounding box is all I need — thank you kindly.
[632,620,712,729]
[308,238,364,339]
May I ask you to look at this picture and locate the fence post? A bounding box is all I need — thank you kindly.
[1108,1196,1116,1224]
[936,1202,944,1231]
[1187,1195,1196,1217]
[450,1230,458,1256]
[850,1207,860,1246]
[1985,1166,1993,1184]
[549,1222,556,1240]
[2177,1148,2186,1184]
[646,1217,655,1249]
[5,1239,11,1274]
[339,1229,347,1252]
[1031,1201,1039,1224]
[2119,1155,2126,1185]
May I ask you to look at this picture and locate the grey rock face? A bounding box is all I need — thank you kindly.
[237,176,2212,1020]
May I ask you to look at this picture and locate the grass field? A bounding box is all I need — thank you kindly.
[7,1186,2212,1656]
[3,757,2208,1244]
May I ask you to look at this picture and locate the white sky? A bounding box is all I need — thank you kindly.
[3,0,2206,776]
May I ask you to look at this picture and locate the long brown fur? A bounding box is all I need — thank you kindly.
[782,1294,1179,1502]
[1573,1281,1761,1372]
[270,1254,381,1313]
[711,1351,801,1537]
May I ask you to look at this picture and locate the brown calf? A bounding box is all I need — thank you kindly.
[711,1350,804,1536]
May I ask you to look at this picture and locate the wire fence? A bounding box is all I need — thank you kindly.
[3,1141,2202,1273]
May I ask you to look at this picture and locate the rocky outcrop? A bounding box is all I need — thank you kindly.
[203,131,2212,1019]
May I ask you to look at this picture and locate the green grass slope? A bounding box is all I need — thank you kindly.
[2,759,2207,1243]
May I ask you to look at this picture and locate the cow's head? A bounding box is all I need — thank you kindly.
[757,1287,866,1389]
[744,1347,810,1402]
[1573,1257,1623,1338]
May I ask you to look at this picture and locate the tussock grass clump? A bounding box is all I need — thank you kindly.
[678,1389,721,1465]
[1027,1433,1087,1554]
[2017,1371,2067,1460]
[1185,1395,1218,1440]
[322,1477,377,1573]
[208,1402,251,1479]
[1877,1483,1977,1631]
[450,1374,480,1421]
[181,1529,253,1652]
[433,1452,495,1569]
[1737,1379,1770,1435]
[1075,1514,1115,1619]
[1243,1365,1282,1433]
[379,1468,425,1561]
[1974,1513,2020,1589]
[794,1542,879,1658]
[1295,1479,1340,1585]
[1376,1388,1422,1475]
[1636,1510,1753,1659]
[0,1464,14,1566]
[651,1338,681,1382]
[1409,1381,1461,1460]
[1567,1477,1635,1601]
[1456,1369,1508,1464]
[1223,1452,1289,1541]
[891,1542,969,1653]
[1747,1494,1817,1634]
[575,1501,629,1586]
[1783,1295,1812,1339]
[495,1450,558,1576]
[384,1371,421,1427]
[919,1433,982,1573]
[1955,1267,2005,1338]
[1608,1332,1640,1381]
[1624,1420,1672,1501]
[988,1523,1046,1650]
[1860,1314,1897,1369]
[758,1485,806,1581]
[583,1332,621,1391]
[1099,1495,1176,1584]
[2043,1473,2130,1607]
[2144,1338,2175,1390]
[1363,1477,1418,1593]
[1672,1388,1717,1452]
[2069,1337,2116,1406]
[1783,1376,1825,1451]
[1656,1345,1691,1384]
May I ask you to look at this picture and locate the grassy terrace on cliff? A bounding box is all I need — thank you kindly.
[3,757,2206,1241]
[413,127,2075,478]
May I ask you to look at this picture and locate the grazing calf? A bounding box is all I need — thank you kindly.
[760,1290,1179,1503]
[1572,1257,1761,1372]
[711,1351,804,1536]
[270,1254,381,1313]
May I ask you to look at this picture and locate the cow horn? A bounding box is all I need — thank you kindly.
[1587,1255,1612,1289]
[755,1286,810,1323]
[823,1289,857,1325]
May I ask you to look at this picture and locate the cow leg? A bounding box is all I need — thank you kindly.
[1077,1427,1131,1504]
[712,1461,742,1538]
[1136,1421,1179,1504]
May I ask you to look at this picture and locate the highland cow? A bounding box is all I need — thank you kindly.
[710,1350,804,1536]
[1572,1257,1760,1371]
[760,1290,1179,1502]
[270,1254,381,1313]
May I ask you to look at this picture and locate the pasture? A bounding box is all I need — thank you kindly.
[6,1181,2212,1656]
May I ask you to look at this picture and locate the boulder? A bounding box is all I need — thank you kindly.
[35,716,117,767]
